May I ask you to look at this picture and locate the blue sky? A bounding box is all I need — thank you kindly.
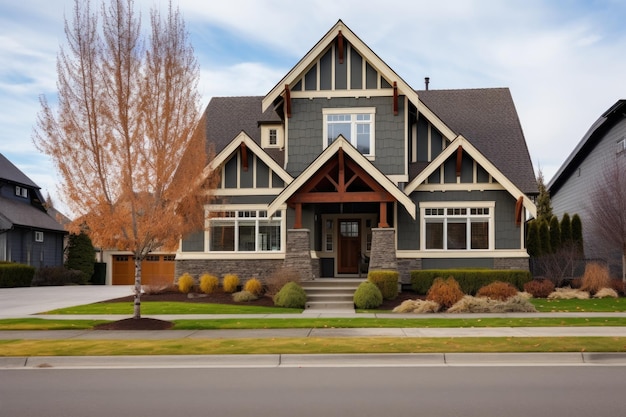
[1,0,626,216]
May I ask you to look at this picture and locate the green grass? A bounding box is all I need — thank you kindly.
[1,337,625,356]
[531,297,626,312]
[3,316,626,331]
[43,302,302,315]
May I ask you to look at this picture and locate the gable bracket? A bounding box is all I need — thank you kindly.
[456,146,463,178]
[515,196,523,227]
[393,82,398,116]
[240,142,249,172]
[284,84,292,118]
[338,30,344,64]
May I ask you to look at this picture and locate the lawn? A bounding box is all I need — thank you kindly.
[530,297,626,312]
[42,302,302,315]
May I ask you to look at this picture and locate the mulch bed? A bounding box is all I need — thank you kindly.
[94,288,420,330]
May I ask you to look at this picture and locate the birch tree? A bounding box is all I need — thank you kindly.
[34,0,211,318]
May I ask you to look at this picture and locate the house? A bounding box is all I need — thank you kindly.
[175,20,538,285]
[0,153,66,267]
[548,99,626,277]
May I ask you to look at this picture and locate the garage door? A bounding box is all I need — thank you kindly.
[112,254,175,285]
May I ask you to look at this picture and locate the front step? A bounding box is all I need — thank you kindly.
[301,279,363,311]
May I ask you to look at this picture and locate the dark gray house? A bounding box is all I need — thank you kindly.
[549,99,626,277]
[176,20,538,284]
[0,153,66,267]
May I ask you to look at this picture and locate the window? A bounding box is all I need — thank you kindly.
[269,129,277,146]
[208,210,282,252]
[422,204,494,250]
[617,137,626,154]
[262,125,283,148]
[15,186,28,198]
[323,108,375,155]
[34,231,44,242]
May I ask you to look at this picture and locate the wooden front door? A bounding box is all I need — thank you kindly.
[338,220,360,274]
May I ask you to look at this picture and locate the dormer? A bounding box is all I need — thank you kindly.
[260,122,284,150]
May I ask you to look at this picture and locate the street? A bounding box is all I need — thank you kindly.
[1,365,624,417]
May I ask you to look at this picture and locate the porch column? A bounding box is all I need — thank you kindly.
[284,228,314,280]
[369,228,397,271]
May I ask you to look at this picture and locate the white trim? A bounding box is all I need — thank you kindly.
[176,252,285,260]
[417,183,505,192]
[212,189,283,196]
[323,107,376,156]
[396,249,530,259]
[290,89,392,99]
[405,135,537,218]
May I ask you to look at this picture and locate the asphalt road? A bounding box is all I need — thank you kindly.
[1,365,624,417]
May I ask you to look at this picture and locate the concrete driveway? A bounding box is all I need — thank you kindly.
[0,286,133,317]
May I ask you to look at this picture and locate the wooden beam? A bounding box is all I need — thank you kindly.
[284,84,291,118]
[290,191,395,204]
[338,148,345,192]
[515,196,524,227]
[456,146,463,178]
[393,82,398,116]
[378,202,389,227]
[294,203,302,229]
[338,30,344,64]
[240,142,248,172]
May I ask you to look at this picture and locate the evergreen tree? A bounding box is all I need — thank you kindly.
[526,220,541,257]
[560,213,572,245]
[65,231,95,283]
[549,215,561,253]
[571,213,584,256]
[536,169,553,224]
[539,219,551,255]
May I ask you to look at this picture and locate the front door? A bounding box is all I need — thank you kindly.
[338,219,360,274]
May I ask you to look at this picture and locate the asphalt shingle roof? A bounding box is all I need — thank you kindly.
[0,153,39,188]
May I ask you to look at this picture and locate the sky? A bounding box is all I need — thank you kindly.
[1,0,625,216]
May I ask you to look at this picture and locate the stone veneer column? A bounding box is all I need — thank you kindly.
[369,228,397,271]
[284,229,314,280]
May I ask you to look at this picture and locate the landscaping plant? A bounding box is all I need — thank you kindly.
[273,282,307,309]
[223,274,240,294]
[244,277,264,296]
[580,262,611,295]
[524,279,555,298]
[426,277,464,310]
[476,281,518,301]
[353,281,383,309]
[177,273,195,294]
[367,270,399,300]
[199,274,219,294]
[232,290,259,302]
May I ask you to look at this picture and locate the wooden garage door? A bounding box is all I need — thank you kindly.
[112,255,175,285]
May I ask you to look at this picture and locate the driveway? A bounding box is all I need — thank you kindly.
[0,286,133,317]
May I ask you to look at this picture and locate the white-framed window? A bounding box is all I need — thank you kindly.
[617,137,626,154]
[208,210,282,252]
[261,125,283,148]
[34,231,44,242]
[420,202,494,251]
[323,107,376,156]
[269,129,277,146]
[15,186,28,198]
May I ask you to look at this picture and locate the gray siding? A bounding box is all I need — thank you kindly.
[5,228,64,268]
[287,96,405,176]
[397,190,520,250]
[552,117,626,267]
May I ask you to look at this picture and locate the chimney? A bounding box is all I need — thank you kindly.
[424,77,430,91]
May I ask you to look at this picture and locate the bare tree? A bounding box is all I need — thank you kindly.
[589,158,626,283]
[34,0,211,319]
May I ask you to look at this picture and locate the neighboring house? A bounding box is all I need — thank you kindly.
[0,153,66,267]
[548,99,626,276]
[176,20,538,284]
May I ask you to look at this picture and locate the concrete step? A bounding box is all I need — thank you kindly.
[301,278,361,311]
[305,300,355,310]
[307,294,353,302]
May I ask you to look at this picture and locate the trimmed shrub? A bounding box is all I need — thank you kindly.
[199,273,219,294]
[367,270,398,300]
[177,273,195,294]
[549,216,561,253]
[223,274,240,294]
[273,282,307,309]
[411,269,532,295]
[580,262,611,295]
[524,279,555,298]
[426,277,464,310]
[244,277,264,296]
[0,262,35,287]
[593,288,619,299]
[32,266,86,286]
[353,281,383,309]
[232,290,259,302]
[265,267,301,297]
[65,232,95,283]
[526,220,541,257]
[392,299,440,314]
[539,220,551,254]
[476,281,518,301]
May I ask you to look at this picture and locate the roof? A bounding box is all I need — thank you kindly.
[0,195,66,233]
[548,99,626,195]
[417,88,537,195]
[0,153,39,188]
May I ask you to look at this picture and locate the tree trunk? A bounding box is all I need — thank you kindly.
[133,256,142,319]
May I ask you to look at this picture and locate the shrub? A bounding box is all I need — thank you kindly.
[223,274,240,294]
[353,281,383,309]
[448,294,537,313]
[367,270,398,300]
[447,295,493,313]
[265,267,301,297]
[580,262,611,295]
[524,279,555,298]
[177,273,195,294]
[31,266,86,286]
[593,288,619,299]
[244,277,264,296]
[548,288,590,300]
[490,295,538,313]
[232,290,259,302]
[411,269,531,295]
[65,232,95,283]
[273,282,307,309]
[476,281,518,301]
[392,299,440,314]
[610,279,625,296]
[199,274,219,294]
[426,277,464,310]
